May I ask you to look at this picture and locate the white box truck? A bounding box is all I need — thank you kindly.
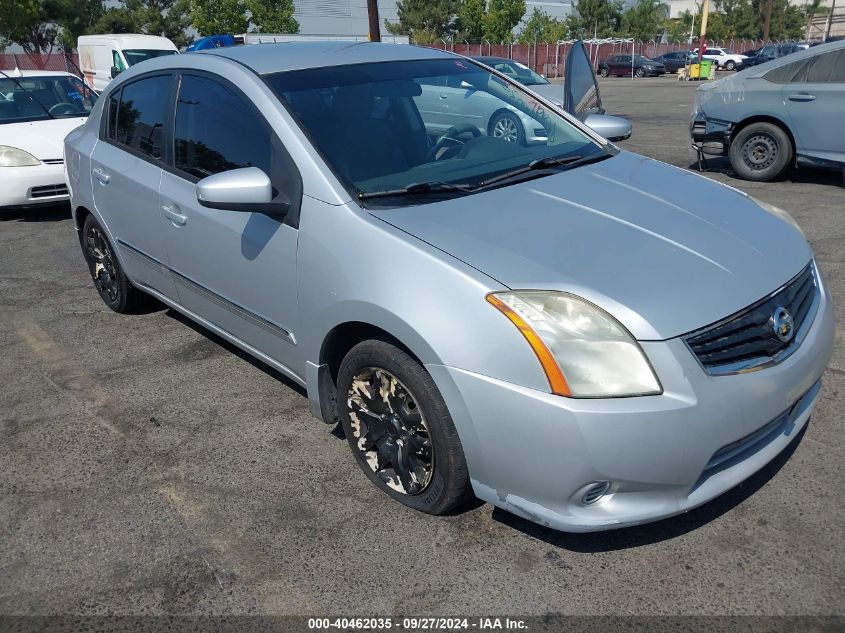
[78,34,178,92]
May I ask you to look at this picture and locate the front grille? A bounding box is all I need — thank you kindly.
[684,263,818,374]
[29,184,68,198]
[42,158,64,165]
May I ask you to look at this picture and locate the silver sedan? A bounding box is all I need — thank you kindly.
[65,42,833,532]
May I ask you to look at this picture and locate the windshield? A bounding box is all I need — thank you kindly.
[123,49,177,66]
[266,59,606,206]
[483,59,549,86]
[0,75,97,123]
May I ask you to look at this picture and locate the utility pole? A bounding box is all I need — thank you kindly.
[367,0,381,42]
[697,0,709,62]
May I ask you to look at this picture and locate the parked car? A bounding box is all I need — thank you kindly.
[742,47,762,57]
[78,34,178,92]
[692,47,747,70]
[65,41,833,533]
[742,43,806,68]
[691,40,845,181]
[652,51,693,73]
[473,51,632,141]
[0,70,96,209]
[598,54,666,77]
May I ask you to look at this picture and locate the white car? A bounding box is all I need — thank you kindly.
[692,47,747,71]
[0,70,96,209]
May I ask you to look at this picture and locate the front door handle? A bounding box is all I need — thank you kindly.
[788,93,816,102]
[93,167,110,184]
[162,204,187,226]
[439,93,448,99]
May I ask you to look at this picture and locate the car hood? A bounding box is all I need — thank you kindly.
[370,151,812,340]
[525,82,564,107]
[0,117,87,160]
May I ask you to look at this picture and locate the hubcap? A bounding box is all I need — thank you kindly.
[347,367,433,495]
[86,227,120,303]
[492,117,519,143]
[742,133,778,171]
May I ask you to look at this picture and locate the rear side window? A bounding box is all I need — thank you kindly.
[804,49,845,83]
[174,75,271,179]
[112,75,171,160]
[764,58,811,83]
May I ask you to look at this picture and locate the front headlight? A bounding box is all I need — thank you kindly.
[487,291,661,398]
[0,146,41,167]
[751,196,804,236]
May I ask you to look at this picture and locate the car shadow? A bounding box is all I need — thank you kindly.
[164,307,307,398]
[689,159,845,187]
[491,423,807,551]
[0,204,71,222]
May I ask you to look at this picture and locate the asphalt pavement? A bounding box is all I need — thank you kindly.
[1,75,843,618]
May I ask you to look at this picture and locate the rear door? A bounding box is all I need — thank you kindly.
[90,73,176,297]
[781,48,845,164]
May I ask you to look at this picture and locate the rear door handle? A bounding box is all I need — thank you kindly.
[93,167,109,184]
[788,93,816,102]
[162,204,187,226]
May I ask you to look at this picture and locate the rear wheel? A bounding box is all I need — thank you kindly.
[337,339,470,515]
[599,66,609,77]
[729,122,793,182]
[81,214,150,313]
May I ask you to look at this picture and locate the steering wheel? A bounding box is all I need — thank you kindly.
[426,123,482,161]
[49,103,79,116]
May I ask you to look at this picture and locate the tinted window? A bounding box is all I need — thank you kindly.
[107,91,119,140]
[805,49,845,83]
[764,58,811,83]
[174,75,270,179]
[114,75,171,159]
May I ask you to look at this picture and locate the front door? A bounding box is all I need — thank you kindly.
[90,73,176,298]
[159,73,302,376]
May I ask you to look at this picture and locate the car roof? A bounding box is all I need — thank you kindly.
[78,33,176,49]
[1,70,76,78]
[740,39,845,77]
[202,41,455,75]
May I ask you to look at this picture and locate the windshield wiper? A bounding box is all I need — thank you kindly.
[358,180,474,201]
[476,153,611,189]
[0,69,55,119]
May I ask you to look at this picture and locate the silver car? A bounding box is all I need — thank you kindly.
[691,40,845,181]
[65,42,834,532]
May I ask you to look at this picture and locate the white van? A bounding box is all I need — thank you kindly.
[78,34,178,92]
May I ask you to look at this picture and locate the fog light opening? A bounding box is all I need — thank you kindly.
[581,481,612,506]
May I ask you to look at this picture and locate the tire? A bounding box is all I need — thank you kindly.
[489,111,525,145]
[337,339,470,515]
[729,122,793,182]
[599,66,609,77]
[725,60,736,71]
[81,214,150,313]
[634,67,645,78]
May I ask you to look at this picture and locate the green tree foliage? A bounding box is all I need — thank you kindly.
[54,0,103,49]
[190,0,248,35]
[619,0,668,41]
[483,0,526,42]
[456,0,486,42]
[246,0,297,33]
[567,0,623,38]
[517,7,567,43]
[1,0,60,54]
[93,0,192,48]
[385,0,458,43]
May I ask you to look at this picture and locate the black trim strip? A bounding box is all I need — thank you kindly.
[116,239,295,344]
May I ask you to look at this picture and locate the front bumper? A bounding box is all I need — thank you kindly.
[0,162,69,208]
[427,268,835,532]
[690,111,732,155]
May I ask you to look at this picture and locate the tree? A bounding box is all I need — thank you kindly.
[385,0,457,43]
[0,0,60,56]
[517,8,567,43]
[190,0,248,35]
[483,0,526,42]
[568,0,623,38]
[54,0,104,50]
[246,0,297,33]
[456,0,485,42]
[93,0,192,48]
[620,0,668,41]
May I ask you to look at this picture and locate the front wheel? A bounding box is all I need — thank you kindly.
[599,67,609,77]
[729,122,793,182]
[634,67,645,78]
[337,339,470,515]
[489,111,525,145]
[725,60,736,71]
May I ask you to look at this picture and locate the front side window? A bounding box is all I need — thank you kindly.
[174,75,271,179]
[267,59,606,206]
[0,75,97,123]
[113,75,171,159]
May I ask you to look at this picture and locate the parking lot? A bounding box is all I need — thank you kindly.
[1,75,843,618]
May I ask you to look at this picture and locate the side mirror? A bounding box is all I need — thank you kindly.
[110,66,121,78]
[196,166,288,217]
[583,113,632,142]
